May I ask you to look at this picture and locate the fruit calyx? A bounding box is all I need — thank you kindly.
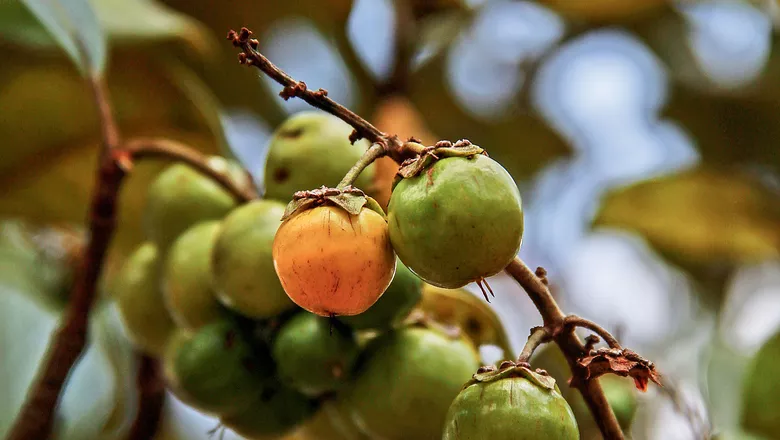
[469,360,557,391]
[395,139,485,182]
[282,186,385,221]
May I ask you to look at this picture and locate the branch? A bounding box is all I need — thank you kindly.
[7,84,126,439]
[564,315,622,349]
[128,355,166,440]
[505,258,626,440]
[90,74,119,157]
[227,28,390,148]
[124,137,258,202]
[517,326,551,364]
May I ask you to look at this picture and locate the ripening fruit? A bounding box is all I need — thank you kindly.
[442,364,579,439]
[163,221,225,330]
[114,243,175,357]
[273,205,396,317]
[344,326,479,439]
[339,258,422,330]
[162,320,273,415]
[264,111,374,202]
[388,155,523,288]
[742,330,780,439]
[273,313,359,396]
[212,200,295,318]
[221,384,317,439]
[144,157,248,250]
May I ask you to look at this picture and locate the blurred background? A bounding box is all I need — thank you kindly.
[1,0,779,439]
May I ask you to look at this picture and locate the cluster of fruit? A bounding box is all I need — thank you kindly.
[111,111,618,439]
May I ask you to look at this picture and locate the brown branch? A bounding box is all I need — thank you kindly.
[90,74,120,158]
[124,137,258,202]
[564,315,622,349]
[128,355,166,440]
[517,326,551,364]
[376,0,415,97]
[505,258,626,440]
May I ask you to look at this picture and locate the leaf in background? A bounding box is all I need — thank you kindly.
[21,0,107,76]
[0,228,138,440]
[594,167,780,269]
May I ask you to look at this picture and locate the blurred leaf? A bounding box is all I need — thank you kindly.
[0,233,137,439]
[706,338,752,433]
[594,167,780,269]
[21,0,107,76]
[407,50,570,181]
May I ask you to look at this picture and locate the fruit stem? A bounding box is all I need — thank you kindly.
[516,326,551,364]
[505,257,626,440]
[563,315,622,350]
[337,144,387,189]
[125,137,259,202]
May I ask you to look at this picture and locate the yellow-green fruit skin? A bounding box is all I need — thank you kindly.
[345,327,479,440]
[388,155,523,288]
[263,111,374,201]
[221,385,316,439]
[114,243,175,357]
[742,330,780,439]
[163,221,225,330]
[144,157,245,250]
[211,200,295,318]
[442,377,579,440]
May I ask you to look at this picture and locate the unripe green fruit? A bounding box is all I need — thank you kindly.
[221,384,316,439]
[144,156,248,250]
[212,200,295,318]
[742,330,780,439]
[298,400,370,440]
[344,326,479,439]
[388,155,523,288]
[443,364,579,439]
[114,243,175,357]
[162,320,273,415]
[163,221,225,330]
[263,111,374,201]
[339,258,422,330]
[273,313,359,396]
[273,312,359,396]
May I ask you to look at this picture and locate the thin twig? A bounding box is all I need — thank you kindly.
[564,315,623,349]
[517,326,551,364]
[124,137,258,202]
[505,258,625,440]
[128,355,166,440]
[337,144,387,189]
[90,74,119,158]
[228,27,389,147]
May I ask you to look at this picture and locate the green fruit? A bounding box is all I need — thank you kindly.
[114,243,175,357]
[339,258,422,330]
[144,156,247,250]
[298,400,370,440]
[212,199,295,318]
[221,384,316,439]
[387,155,523,288]
[345,326,479,439]
[742,330,780,438]
[163,221,225,330]
[163,320,272,415]
[532,344,637,436]
[263,111,374,201]
[273,313,359,396]
[443,363,579,439]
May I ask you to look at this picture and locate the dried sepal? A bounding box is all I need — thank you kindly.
[572,347,662,392]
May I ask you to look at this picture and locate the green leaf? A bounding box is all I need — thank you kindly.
[594,167,780,268]
[21,0,107,76]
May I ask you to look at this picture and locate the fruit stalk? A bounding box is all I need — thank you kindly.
[337,144,386,189]
[505,257,625,440]
[563,315,622,349]
[517,326,551,364]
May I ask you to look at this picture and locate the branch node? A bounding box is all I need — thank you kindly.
[348,129,362,145]
[535,267,549,285]
[280,81,307,101]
